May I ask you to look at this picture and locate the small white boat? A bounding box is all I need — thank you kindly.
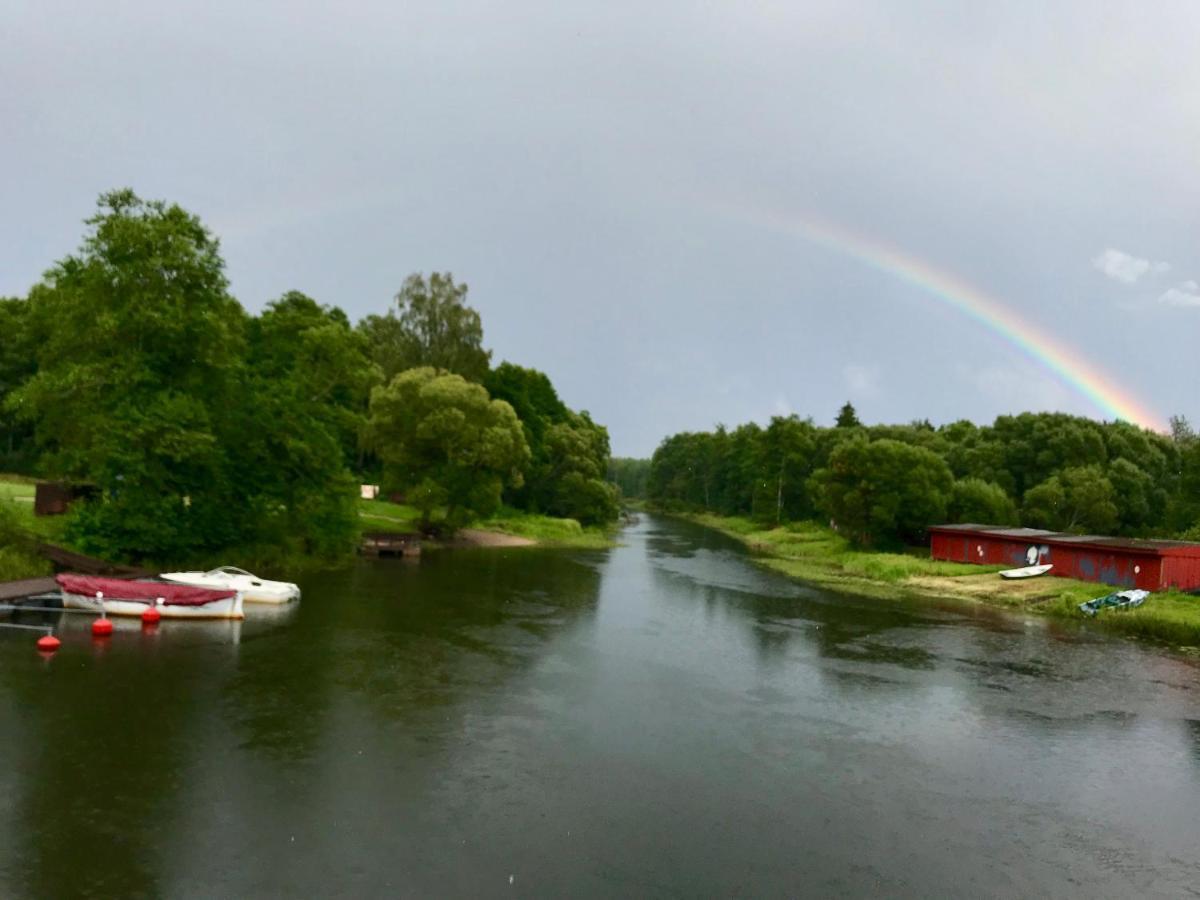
[999,563,1053,579]
[56,574,245,620]
[159,566,300,604]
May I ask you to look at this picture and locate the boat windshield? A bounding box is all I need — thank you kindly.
[210,566,253,577]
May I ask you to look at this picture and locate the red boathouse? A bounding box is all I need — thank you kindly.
[929,524,1200,592]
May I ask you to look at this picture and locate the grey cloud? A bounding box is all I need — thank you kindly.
[4,1,1199,453]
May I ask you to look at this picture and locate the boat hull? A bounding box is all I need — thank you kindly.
[61,591,245,620]
[999,564,1053,579]
[160,573,299,604]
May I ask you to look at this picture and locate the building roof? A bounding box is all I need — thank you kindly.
[928,524,1200,556]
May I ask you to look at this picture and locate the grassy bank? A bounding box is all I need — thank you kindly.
[357,498,615,549]
[0,474,615,586]
[681,512,1200,647]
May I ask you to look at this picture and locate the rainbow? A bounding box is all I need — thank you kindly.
[744,207,1163,431]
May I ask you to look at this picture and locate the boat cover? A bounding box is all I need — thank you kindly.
[55,574,236,606]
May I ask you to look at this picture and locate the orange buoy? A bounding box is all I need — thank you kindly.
[142,606,161,625]
[37,634,61,652]
[92,617,113,637]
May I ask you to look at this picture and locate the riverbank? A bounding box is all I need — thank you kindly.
[0,474,617,583]
[358,498,616,549]
[678,512,1200,647]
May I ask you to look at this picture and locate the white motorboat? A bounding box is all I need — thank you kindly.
[999,563,1053,579]
[56,574,245,620]
[159,566,300,604]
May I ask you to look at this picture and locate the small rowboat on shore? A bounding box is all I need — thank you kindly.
[1078,589,1149,617]
[56,574,245,620]
[999,563,1053,579]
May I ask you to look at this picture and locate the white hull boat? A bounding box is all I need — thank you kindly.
[999,563,1053,579]
[160,566,300,604]
[56,574,245,620]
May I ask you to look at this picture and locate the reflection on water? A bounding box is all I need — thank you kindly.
[0,519,1198,897]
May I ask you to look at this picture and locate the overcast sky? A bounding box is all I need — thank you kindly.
[4,1,1197,455]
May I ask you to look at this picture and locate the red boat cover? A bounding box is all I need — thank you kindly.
[55,574,236,607]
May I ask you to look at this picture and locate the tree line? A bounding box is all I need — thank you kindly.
[647,401,1200,547]
[0,190,619,563]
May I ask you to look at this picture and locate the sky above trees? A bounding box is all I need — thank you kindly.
[4,2,1198,455]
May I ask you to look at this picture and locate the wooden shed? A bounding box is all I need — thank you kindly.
[929,524,1200,592]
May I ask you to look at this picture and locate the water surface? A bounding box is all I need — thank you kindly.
[1,516,1198,897]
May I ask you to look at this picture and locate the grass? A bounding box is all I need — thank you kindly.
[358,496,616,549]
[357,497,423,534]
[678,511,1200,647]
[474,508,616,549]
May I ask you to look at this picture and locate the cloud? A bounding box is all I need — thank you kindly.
[843,364,879,396]
[1159,280,1200,307]
[1092,248,1170,284]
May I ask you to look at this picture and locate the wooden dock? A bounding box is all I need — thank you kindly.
[0,577,58,602]
[360,531,422,558]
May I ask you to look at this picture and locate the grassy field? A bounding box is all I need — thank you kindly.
[681,512,1200,647]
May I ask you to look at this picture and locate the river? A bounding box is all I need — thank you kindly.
[1,515,1198,897]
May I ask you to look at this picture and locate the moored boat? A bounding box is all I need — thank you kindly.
[159,566,300,604]
[56,574,245,620]
[1078,589,1149,617]
[999,563,1053,579]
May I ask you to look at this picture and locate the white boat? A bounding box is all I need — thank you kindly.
[159,566,300,604]
[999,563,1053,579]
[56,574,245,620]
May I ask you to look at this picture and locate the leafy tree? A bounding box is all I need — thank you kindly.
[365,367,529,534]
[1021,465,1118,533]
[608,457,651,500]
[10,190,248,560]
[812,438,953,546]
[0,297,36,470]
[835,401,861,428]
[252,291,380,469]
[755,415,818,523]
[483,362,618,524]
[359,272,490,383]
[947,478,1018,525]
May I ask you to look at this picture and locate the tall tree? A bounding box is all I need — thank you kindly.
[359,272,491,382]
[835,401,861,428]
[365,367,529,534]
[812,438,953,546]
[11,190,248,559]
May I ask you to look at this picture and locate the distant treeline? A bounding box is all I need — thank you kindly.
[647,402,1200,547]
[0,190,618,563]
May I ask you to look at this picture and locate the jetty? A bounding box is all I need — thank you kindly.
[360,531,422,558]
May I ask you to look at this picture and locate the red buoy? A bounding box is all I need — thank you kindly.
[92,617,113,637]
[37,634,61,652]
[142,606,161,625]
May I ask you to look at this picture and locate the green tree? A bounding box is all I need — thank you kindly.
[359,273,491,383]
[1021,465,1118,533]
[812,438,953,546]
[366,367,529,534]
[10,190,248,560]
[835,401,861,428]
[539,413,619,524]
[0,297,37,470]
[947,477,1018,525]
[607,457,651,500]
[252,291,380,469]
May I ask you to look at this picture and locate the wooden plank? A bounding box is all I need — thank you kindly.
[0,577,58,602]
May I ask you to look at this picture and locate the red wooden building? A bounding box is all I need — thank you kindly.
[929,524,1200,592]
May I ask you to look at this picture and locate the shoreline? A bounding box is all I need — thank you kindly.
[669,511,1200,648]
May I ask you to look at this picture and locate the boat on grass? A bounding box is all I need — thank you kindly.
[1078,589,1149,617]
[56,574,244,620]
[999,563,1053,579]
[159,566,300,604]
